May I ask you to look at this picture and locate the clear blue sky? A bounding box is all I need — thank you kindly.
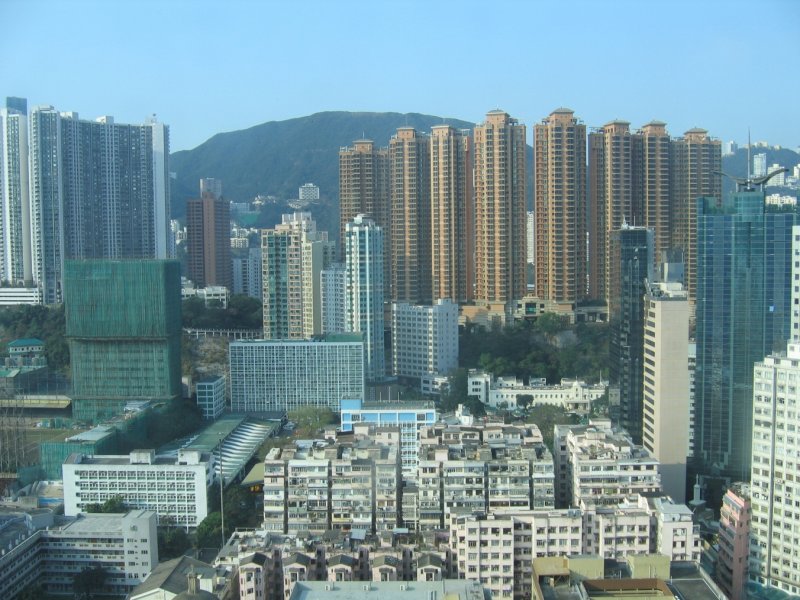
[2,0,798,152]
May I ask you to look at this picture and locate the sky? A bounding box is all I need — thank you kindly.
[2,0,799,152]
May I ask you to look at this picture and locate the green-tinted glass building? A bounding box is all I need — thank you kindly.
[695,191,794,481]
[65,260,182,422]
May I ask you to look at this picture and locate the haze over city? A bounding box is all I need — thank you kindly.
[2,0,799,151]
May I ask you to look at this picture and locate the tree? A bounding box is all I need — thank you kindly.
[289,407,335,437]
[158,525,190,560]
[517,394,534,411]
[196,511,224,550]
[73,565,108,600]
[17,583,45,600]
[526,405,581,452]
[84,495,126,513]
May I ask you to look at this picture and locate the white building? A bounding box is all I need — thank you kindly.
[63,449,214,527]
[527,210,535,265]
[321,263,347,334]
[0,105,32,286]
[391,299,458,384]
[345,215,385,381]
[750,343,800,596]
[468,370,605,412]
[196,374,226,419]
[0,286,41,305]
[298,183,320,201]
[229,336,365,413]
[753,152,767,177]
[0,510,158,599]
[642,280,690,502]
[340,398,436,476]
[554,419,661,509]
[232,246,263,300]
[767,163,786,186]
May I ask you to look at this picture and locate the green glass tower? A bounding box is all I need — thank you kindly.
[695,191,794,481]
[65,260,182,422]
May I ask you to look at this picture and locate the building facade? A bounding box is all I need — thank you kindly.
[229,336,365,413]
[475,110,527,304]
[695,190,794,480]
[0,103,32,286]
[320,263,347,334]
[186,187,231,290]
[642,280,690,502]
[391,299,458,383]
[717,484,751,600]
[430,124,473,303]
[389,127,431,303]
[261,212,334,339]
[344,215,385,381]
[63,450,214,527]
[196,375,226,420]
[534,108,586,303]
[64,260,183,422]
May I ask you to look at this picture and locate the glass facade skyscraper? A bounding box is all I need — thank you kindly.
[695,191,794,480]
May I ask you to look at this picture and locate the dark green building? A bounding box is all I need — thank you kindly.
[65,260,182,422]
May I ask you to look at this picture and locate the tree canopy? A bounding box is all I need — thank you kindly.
[182,295,262,330]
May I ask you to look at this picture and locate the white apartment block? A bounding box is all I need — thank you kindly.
[391,299,459,383]
[750,343,800,596]
[263,443,400,536]
[449,495,699,600]
[298,183,320,201]
[63,449,214,527]
[642,280,690,502]
[0,510,158,599]
[554,420,661,509]
[468,370,606,412]
[229,336,365,413]
[196,374,226,419]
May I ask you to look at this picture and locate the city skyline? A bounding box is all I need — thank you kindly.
[1,0,798,151]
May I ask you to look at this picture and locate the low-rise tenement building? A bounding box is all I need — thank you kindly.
[554,419,661,508]
[339,398,436,477]
[448,495,700,600]
[63,449,215,527]
[263,441,400,535]
[468,370,606,412]
[0,510,158,599]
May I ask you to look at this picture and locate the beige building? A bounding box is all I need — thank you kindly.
[475,110,527,303]
[670,128,721,309]
[642,280,690,502]
[633,121,672,269]
[261,212,334,339]
[389,127,431,303]
[534,108,586,303]
[588,121,632,303]
[338,140,390,262]
[430,125,473,303]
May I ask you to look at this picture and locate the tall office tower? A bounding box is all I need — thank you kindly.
[476,110,527,304]
[390,127,431,303]
[65,260,182,423]
[642,280,689,502]
[186,183,232,289]
[320,263,347,334]
[29,106,63,304]
[430,125,473,303]
[750,345,800,596]
[0,104,32,285]
[199,177,222,200]
[695,190,794,481]
[534,109,585,303]
[752,152,767,178]
[588,121,632,303]
[609,225,653,444]
[339,140,389,262]
[792,225,800,342]
[5,97,27,114]
[345,215,385,381]
[670,128,721,307]
[632,121,671,269]
[261,212,334,339]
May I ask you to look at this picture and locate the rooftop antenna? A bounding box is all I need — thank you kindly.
[716,127,787,192]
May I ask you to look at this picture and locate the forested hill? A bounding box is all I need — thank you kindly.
[169,111,475,218]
